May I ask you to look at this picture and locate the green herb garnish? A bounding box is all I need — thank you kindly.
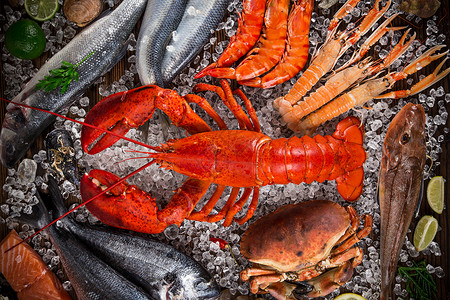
[398,260,438,300]
[36,51,95,94]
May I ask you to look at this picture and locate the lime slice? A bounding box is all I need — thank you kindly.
[25,0,59,22]
[413,215,438,252]
[427,176,444,214]
[5,19,46,60]
[335,293,366,300]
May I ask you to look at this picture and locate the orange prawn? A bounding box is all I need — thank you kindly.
[196,0,267,76]
[238,0,313,88]
[195,0,290,81]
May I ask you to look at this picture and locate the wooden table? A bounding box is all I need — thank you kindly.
[1,0,449,299]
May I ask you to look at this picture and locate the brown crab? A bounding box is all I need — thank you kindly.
[240,200,373,299]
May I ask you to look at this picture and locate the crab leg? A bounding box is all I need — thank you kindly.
[307,261,354,298]
[332,214,373,255]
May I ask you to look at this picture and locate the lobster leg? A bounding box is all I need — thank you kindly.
[195,80,256,131]
[223,187,253,226]
[184,94,227,130]
[233,89,261,132]
[187,185,226,221]
[235,187,260,224]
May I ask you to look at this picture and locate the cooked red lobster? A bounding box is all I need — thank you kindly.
[6,80,366,235]
[76,80,366,234]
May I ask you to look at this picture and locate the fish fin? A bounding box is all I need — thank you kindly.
[376,168,381,206]
[95,8,112,21]
[104,33,133,72]
[414,175,424,218]
[46,176,69,219]
[15,190,50,229]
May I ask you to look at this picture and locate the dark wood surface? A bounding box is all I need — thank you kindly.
[1,0,449,299]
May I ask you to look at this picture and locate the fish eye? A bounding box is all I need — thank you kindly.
[401,133,410,144]
[194,278,209,291]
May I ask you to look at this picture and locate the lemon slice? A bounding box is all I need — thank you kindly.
[413,215,438,251]
[25,0,60,22]
[427,176,444,214]
[335,293,366,300]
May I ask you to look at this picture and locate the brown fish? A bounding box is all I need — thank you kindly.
[378,103,426,299]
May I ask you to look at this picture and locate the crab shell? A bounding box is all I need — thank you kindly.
[240,200,350,272]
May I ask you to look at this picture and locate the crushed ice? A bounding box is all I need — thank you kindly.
[1,0,448,298]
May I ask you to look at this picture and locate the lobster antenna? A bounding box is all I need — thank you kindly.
[0,98,160,151]
[5,160,156,253]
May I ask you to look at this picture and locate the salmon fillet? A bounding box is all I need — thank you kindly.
[0,230,71,300]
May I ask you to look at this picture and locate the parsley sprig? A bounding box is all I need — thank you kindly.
[398,260,438,300]
[36,51,95,94]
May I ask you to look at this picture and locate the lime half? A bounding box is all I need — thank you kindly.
[413,215,438,252]
[25,0,59,22]
[427,176,444,214]
[335,293,366,300]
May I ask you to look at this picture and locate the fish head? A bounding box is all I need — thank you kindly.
[169,269,220,300]
[382,103,426,170]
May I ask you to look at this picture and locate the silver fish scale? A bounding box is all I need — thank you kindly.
[0,0,147,168]
[161,0,231,86]
[48,226,154,300]
[136,0,189,86]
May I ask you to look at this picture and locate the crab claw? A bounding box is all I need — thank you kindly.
[306,261,354,298]
[80,169,210,234]
[266,281,314,300]
[81,85,211,154]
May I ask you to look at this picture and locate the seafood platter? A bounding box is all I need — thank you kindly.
[0,0,449,298]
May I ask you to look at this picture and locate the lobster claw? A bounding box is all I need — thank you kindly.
[80,169,210,234]
[81,86,161,154]
[81,85,212,155]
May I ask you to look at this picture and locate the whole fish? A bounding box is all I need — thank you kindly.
[21,183,154,299]
[161,0,231,86]
[378,103,426,300]
[0,0,147,168]
[31,177,221,300]
[136,0,189,86]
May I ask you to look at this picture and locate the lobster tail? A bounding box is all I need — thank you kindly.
[332,117,365,201]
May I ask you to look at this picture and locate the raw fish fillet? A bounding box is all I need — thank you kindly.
[0,230,71,300]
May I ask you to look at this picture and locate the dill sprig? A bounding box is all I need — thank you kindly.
[398,260,438,300]
[36,51,95,94]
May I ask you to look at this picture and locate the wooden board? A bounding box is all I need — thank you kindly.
[1,0,449,299]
